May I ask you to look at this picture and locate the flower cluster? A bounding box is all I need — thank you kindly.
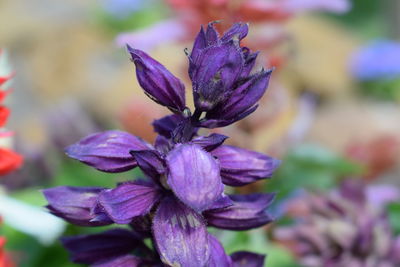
[0,49,23,176]
[44,23,279,266]
[275,180,400,267]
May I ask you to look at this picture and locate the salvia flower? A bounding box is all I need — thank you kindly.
[275,180,400,267]
[43,23,280,267]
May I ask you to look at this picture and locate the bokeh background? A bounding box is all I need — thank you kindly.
[1,0,400,266]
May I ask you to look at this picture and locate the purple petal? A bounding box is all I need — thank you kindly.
[130,149,165,178]
[65,130,150,173]
[152,114,184,139]
[128,46,185,112]
[43,186,111,226]
[93,255,142,267]
[211,145,280,186]
[204,193,275,230]
[153,197,210,267]
[240,48,259,79]
[207,70,272,123]
[208,234,232,267]
[154,135,172,155]
[62,229,143,264]
[167,144,223,212]
[201,105,259,128]
[191,133,228,151]
[192,44,244,111]
[231,251,265,267]
[205,22,219,46]
[98,181,161,224]
[221,23,249,43]
[207,194,234,211]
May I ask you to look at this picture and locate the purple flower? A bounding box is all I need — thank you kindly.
[275,180,400,267]
[44,22,278,267]
[350,40,400,81]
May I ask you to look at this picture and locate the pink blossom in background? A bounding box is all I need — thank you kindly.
[115,20,186,51]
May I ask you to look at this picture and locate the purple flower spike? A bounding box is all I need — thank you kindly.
[167,144,223,212]
[153,197,210,267]
[204,193,275,230]
[98,181,161,224]
[128,46,186,112]
[231,251,265,267]
[208,234,233,267]
[191,133,228,151]
[65,130,150,173]
[43,186,111,226]
[93,255,142,267]
[212,145,280,186]
[62,229,143,265]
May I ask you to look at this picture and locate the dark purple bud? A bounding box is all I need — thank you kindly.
[211,145,280,186]
[65,130,150,173]
[153,197,209,267]
[43,186,111,226]
[205,69,273,127]
[192,44,244,111]
[220,22,249,43]
[98,181,161,224]
[130,149,165,179]
[152,114,184,139]
[62,229,143,265]
[231,251,265,267]
[191,133,228,151]
[128,46,186,112]
[208,234,232,267]
[204,193,275,230]
[92,255,142,267]
[166,144,223,212]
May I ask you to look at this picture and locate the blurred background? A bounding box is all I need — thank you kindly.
[1,0,400,266]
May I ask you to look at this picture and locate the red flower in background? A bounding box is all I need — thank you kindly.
[0,49,23,176]
[0,236,14,267]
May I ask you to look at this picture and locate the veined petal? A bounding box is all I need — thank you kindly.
[204,193,275,230]
[62,229,143,265]
[43,186,111,226]
[98,181,161,224]
[167,144,223,212]
[153,197,210,267]
[211,145,280,186]
[191,133,228,152]
[128,46,185,112]
[231,251,265,267]
[65,130,150,173]
[209,234,232,267]
[92,255,142,267]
